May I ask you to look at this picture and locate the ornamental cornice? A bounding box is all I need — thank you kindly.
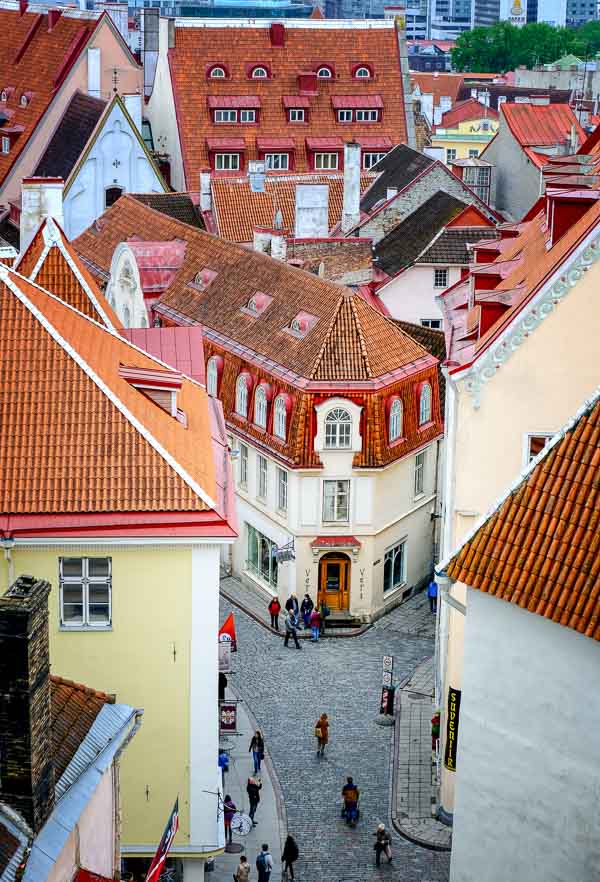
[463,234,600,409]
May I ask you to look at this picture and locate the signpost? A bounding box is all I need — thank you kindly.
[376,655,395,723]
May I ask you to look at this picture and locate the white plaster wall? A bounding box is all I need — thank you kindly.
[379,264,462,324]
[145,17,185,191]
[451,588,600,882]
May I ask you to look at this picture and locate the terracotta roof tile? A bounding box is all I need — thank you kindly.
[49,675,114,781]
[501,102,585,148]
[437,97,498,130]
[410,72,465,107]
[446,390,600,642]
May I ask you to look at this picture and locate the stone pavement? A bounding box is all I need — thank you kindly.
[220,581,450,882]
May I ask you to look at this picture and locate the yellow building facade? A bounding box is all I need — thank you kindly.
[432,116,498,165]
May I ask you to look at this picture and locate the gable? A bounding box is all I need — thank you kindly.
[446,204,493,228]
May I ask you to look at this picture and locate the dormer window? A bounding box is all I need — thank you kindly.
[317,66,333,79]
[388,398,403,442]
[286,311,318,338]
[418,382,432,426]
[0,91,7,102]
[120,365,185,422]
[354,66,372,79]
[191,267,218,291]
[325,408,352,448]
[206,355,223,397]
[1,136,9,154]
[242,291,273,316]
[274,394,289,441]
[251,66,268,79]
[236,373,253,418]
[208,65,227,79]
[254,384,269,428]
[20,93,29,107]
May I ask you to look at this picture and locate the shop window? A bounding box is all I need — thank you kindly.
[247,523,278,588]
[383,541,406,592]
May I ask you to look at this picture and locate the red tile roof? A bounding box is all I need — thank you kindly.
[50,675,114,781]
[0,8,99,188]
[168,20,407,185]
[410,72,464,107]
[438,98,498,129]
[445,389,600,642]
[501,102,585,148]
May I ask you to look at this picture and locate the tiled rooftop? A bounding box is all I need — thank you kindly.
[501,102,585,148]
[437,97,498,130]
[50,675,114,782]
[132,192,205,229]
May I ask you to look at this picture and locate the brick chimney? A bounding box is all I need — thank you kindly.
[0,575,54,832]
[20,177,64,256]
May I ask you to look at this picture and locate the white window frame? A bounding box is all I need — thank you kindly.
[434,268,448,289]
[337,109,353,123]
[251,66,268,78]
[356,109,379,122]
[389,399,403,442]
[363,151,386,169]
[414,450,426,497]
[523,432,553,466]
[59,557,112,628]
[317,66,333,78]
[206,356,219,396]
[215,153,240,171]
[289,108,305,122]
[214,109,238,123]
[421,318,442,329]
[419,383,432,426]
[277,467,288,512]
[315,152,338,170]
[254,385,268,428]
[355,66,371,78]
[322,479,350,523]
[446,148,457,162]
[383,540,406,593]
[236,374,248,417]
[240,109,256,123]
[274,395,287,440]
[257,454,268,501]
[325,407,352,448]
[468,148,480,158]
[1,136,9,154]
[265,153,289,170]
[210,66,226,78]
[239,442,248,487]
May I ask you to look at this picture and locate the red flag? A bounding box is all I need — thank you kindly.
[146,798,179,882]
[219,613,237,652]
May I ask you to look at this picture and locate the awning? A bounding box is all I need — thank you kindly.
[306,137,344,151]
[331,94,383,110]
[282,95,311,108]
[257,136,295,151]
[311,536,362,549]
[356,136,393,150]
[206,137,246,151]
[207,95,261,109]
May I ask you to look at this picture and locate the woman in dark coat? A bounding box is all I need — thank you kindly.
[249,730,265,774]
[300,594,314,629]
[282,834,299,880]
[223,794,236,845]
[246,775,262,825]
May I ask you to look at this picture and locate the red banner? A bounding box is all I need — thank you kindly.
[219,613,237,652]
[145,798,179,882]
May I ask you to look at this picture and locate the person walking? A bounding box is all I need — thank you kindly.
[223,794,236,845]
[249,730,265,774]
[300,593,314,630]
[256,844,273,882]
[281,834,299,880]
[373,824,392,866]
[285,594,299,617]
[234,855,250,882]
[284,610,302,649]
[309,606,322,642]
[427,577,438,614]
[268,596,281,630]
[247,775,262,825]
[320,600,330,635]
[314,712,329,756]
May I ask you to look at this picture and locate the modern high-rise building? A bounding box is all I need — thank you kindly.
[472,0,595,26]
[430,0,472,40]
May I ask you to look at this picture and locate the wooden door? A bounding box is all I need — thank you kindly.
[319,554,350,611]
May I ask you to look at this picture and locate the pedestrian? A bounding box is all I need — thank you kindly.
[249,730,265,774]
[234,855,250,882]
[284,610,302,649]
[431,710,440,752]
[309,606,321,642]
[219,671,228,702]
[219,748,229,782]
[256,844,273,882]
[223,794,236,845]
[373,824,392,866]
[320,600,330,635]
[268,595,281,630]
[427,577,438,614]
[314,712,329,756]
[285,594,299,617]
[300,593,314,629]
[281,834,299,880]
[247,775,262,825]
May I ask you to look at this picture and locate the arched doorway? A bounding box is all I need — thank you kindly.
[105,185,123,208]
[318,552,350,611]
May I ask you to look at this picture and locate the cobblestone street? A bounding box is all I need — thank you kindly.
[220,585,450,882]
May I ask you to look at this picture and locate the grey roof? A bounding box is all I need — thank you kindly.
[34,91,107,180]
[417,227,499,265]
[0,805,31,882]
[132,193,205,230]
[360,144,434,213]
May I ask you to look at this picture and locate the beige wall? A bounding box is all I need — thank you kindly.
[145,18,185,191]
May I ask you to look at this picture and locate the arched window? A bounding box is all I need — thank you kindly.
[20,94,28,107]
[389,399,402,442]
[209,66,226,78]
[355,66,371,78]
[325,408,352,448]
[317,66,333,78]
[207,357,219,397]
[274,395,287,440]
[105,186,123,208]
[419,383,432,426]
[236,375,249,418]
[123,305,131,328]
[251,66,268,79]
[0,91,7,102]
[254,385,268,428]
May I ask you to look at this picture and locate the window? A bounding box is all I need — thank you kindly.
[210,66,226,78]
[389,399,403,442]
[277,467,288,512]
[414,450,425,497]
[355,66,371,78]
[247,524,278,588]
[421,318,442,329]
[265,153,289,170]
[60,557,111,628]
[527,434,553,462]
[356,109,379,122]
[325,408,352,448]
[239,443,248,486]
[254,385,268,428]
[481,120,490,131]
[215,109,238,123]
[257,454,268,500]
[434,268,448,289]
[383,541,406,592]
[207,356,219,396]
[289,108,305,122]
[251,66,268,78]
[338,109,353,123]
[274,395,287,440]
[20,94,28,107]
[240,109,256,123]
[0,90,7,102]
[1,136,9,154]
[215,153,240,171]
[236,374,248,417]
[323,479,350,523]
[446,148,457,162]
[468,148,480,158]
[419,383,432,426]
[317,66,333,78]
[363,151,386,169]
[105,186,123,208]
[315,152,338,170]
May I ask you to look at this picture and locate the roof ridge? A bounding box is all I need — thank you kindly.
[308,292,347,380]
[50,674,115,704]
[354,292,431,359]
[347,292,373,378]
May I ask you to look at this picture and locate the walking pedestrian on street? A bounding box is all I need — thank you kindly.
[300,593,314,629]
[309,605,322,642]
[285,593,299,618]
[281,834,299,880]
[284,610,302,649]
[373,824,392,866]
[314,712,329,756]
[219,748,229,783]
[234,855,250,882]
[268,595,281,630]
[427,577,438,614]
[223,794,236,845]
[256,844,273,882]
[320,600,330,635]
[247,774,262,825]
[249,730,265,774]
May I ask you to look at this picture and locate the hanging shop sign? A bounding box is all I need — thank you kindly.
[219,700,238,735]
[218,640,231,673]
[443,686,461,771]
[219,613,237,652]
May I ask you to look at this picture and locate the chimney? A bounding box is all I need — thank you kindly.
[269,22,285,47]
[294,184,329,238]
[341,142,361,235]
[271,232,287,261]
[20,178,64,255]
[123,93,142,133]
[19,0,27,14]
[0,576,54,832]
[47,8,61,30]
[253,226,272,254]
[248,160,266,193]
[200,170,212,213]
